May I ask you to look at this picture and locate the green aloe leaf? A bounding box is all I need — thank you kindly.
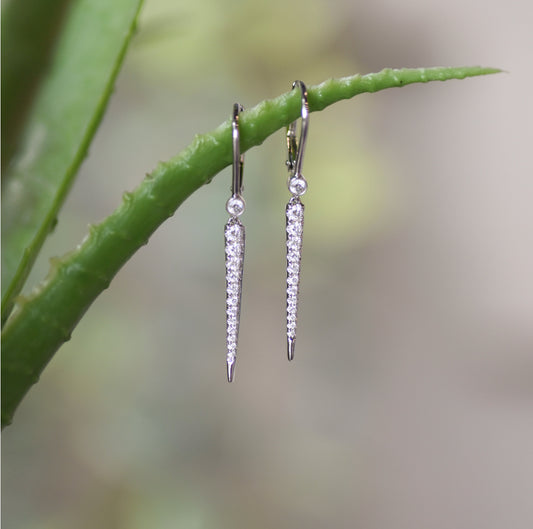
[1,0,144,325]
[1,66,501,427]
[1,0,75,173]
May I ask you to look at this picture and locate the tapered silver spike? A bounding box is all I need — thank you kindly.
[286,197,304,361]
[225,217,245,382]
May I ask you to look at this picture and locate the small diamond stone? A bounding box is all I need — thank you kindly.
[288,176,308,196]
[227,352,236,366]
[288,262,299,274]
[226,195,245,217]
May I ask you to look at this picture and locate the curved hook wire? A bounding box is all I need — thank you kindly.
[232,103,244,197]
[286,80,309,178]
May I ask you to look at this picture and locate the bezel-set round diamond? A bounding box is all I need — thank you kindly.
[288,176,308,197]
[226,195,246,217]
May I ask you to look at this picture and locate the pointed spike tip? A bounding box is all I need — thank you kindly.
[227,360,235,382]
[288,338,295,361]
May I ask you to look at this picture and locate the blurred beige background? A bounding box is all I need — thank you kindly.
[3,0,533,528]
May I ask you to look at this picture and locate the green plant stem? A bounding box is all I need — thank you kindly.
[1,66,501,427]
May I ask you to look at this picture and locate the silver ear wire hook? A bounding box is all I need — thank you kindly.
[226,103,246,219]
[286,80,309,178]
[232,103,244,198]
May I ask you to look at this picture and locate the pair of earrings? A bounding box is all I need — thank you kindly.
[224,81,309,382]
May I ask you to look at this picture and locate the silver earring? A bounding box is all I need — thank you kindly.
[224,103,246,382]
[285,80,309,361]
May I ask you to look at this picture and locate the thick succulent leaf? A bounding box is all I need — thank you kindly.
[1,0,74,172]
[1,0,144,324]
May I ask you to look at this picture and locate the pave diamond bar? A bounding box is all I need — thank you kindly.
[285,196,305,360]
[224,217,245,381]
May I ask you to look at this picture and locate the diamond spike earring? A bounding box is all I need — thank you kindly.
[285,80,309,361]
[224,103,246,382]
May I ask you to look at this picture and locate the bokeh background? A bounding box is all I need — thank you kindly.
[3,0,533,528]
